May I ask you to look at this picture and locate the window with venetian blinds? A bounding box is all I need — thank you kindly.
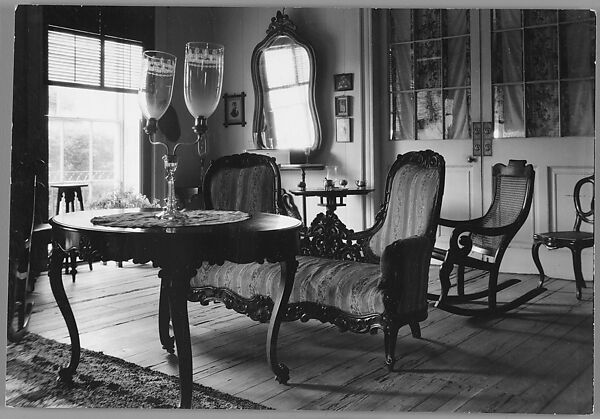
[47,26,143,91]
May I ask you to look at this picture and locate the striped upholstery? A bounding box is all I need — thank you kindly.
[368,163,442,258]
[208,165,276,213]
[191,256,386,315]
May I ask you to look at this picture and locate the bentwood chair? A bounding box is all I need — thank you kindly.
[157,152,297,353]
[429,159,542,316]
[8,160,51,342]
[532,175,594,300]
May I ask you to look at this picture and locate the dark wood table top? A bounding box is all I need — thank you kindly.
[50,208,301,236]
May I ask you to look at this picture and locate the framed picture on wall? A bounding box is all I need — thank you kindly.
[336,117,352,143]
[333,73,353,91]
[334,96,351,117]
[223,92,246,127]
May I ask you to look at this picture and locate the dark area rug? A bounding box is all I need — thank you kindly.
[5,333,271,409]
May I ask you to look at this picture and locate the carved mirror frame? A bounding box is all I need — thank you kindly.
[250,11,322,154]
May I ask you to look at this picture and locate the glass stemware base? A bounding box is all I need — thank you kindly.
[156,154,187,221]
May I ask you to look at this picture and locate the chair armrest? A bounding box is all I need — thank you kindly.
[448,222,517,238]
[280,189,302,220]
[379,235,432,310]
[439,216,485,228]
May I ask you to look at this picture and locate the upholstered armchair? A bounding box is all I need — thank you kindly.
[188,150,445,371]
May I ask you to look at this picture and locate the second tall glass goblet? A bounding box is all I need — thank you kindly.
[183,42,224,187]
[138,50,183,220]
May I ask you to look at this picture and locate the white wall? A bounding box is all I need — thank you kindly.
[156,6,372,231]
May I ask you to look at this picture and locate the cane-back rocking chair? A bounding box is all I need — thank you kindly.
[430,159,543,316]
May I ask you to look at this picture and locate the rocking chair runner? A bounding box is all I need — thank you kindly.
[532,175,594,300]
[429,159,543,316]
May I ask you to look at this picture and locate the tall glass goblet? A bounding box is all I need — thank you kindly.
[138,50,177,140]
[183,42,224,187]
[138,50,182,220]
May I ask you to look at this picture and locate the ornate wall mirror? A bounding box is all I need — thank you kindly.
[251,11,322,155]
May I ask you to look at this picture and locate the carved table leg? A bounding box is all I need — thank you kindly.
[161,268,193,408]
[158,278,175,353]
[48,242,80,382]
[267,258,298,384]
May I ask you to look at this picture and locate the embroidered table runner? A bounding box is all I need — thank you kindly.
[90,210,251,228]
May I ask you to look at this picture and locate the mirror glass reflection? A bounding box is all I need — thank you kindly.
[252,11,321,154]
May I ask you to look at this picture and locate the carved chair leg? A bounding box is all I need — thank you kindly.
[159,278,175,353]
[408,321,421,339]
[457,265,465,296]
[571,246,586,300]
[435,260,453,307]
[384,323,400,371]
[531,241,546,287]
[487,270,499,311]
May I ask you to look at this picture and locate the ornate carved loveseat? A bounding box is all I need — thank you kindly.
[180,150,445,371]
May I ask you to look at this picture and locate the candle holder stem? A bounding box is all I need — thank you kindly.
[158,154,186,220]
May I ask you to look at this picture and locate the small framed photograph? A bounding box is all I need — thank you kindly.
[336,117,352,143]
[223,92,246,127]
[334,73,353,91]
[335,96,351,117]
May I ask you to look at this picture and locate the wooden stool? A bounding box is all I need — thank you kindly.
[50,183,89,281]
[51,183,87,215]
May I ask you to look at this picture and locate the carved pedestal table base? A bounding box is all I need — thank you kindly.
[48,209,301,408]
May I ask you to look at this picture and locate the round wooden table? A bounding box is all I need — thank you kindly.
[48,208,302,408]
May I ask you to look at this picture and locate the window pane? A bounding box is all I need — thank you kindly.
[525,27,558,81]
[561,80,595,136]
[414,9,440,40]
[443,10,469,37]
[415,40,441,89]
[524,9,557,26]
[444,37,470,87]
[390,44,413,90]
[63,120,91,179]
[493,10,521,30]
[416,90,442,140]
[391,92,414,140]
[444,88,471,139]
[559,10,595,22]
[389,9,412,42]
[560,22,595,79]
[48,120,62,184]
[494,85,525,138]
[92,122,117,172]
[492,30,522,84]
[525,82,559,137]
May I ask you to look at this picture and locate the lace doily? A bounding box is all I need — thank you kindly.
[90,210,251,228]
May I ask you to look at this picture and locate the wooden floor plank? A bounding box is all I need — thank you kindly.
[23,262,593,413]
